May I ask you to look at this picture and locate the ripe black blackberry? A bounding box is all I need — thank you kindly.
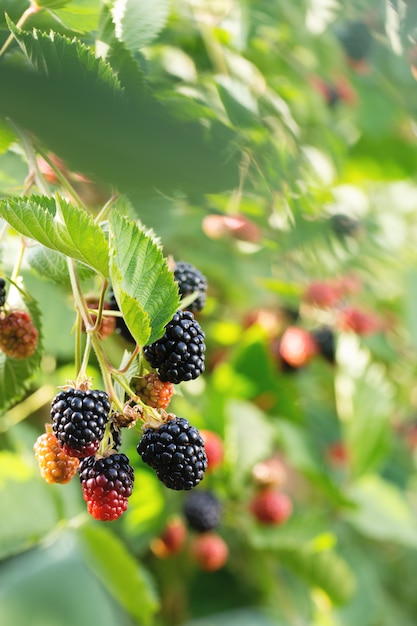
[137,416,208,490]
[311,326,336,364]
[174,261,207,312]
[51,388,110,458]
[183,490,222,533]
[108,287,135,344]
[337,21,372,62]
[330,213,360,238]
[144,310,205,384]
[0,278,6,308]
[79,453,134,521]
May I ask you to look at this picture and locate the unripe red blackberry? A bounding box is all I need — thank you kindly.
[279,327,318,368]
[134,373,174,409]
[303,281,341,308]
[183,490,222,533]
[0,310,38,359]
[144,310,205,384]
[190,533,229,572]
[34,431,79,484]
[252,457,287,490]
[174,261,207,312]
[151,518,187,558]
[51,387,110,458]
[200,430,224,472]
[137,416,208,490]
[250,490,293,525]
[83,299,116,339]
[0,278,6,308]
[79,453,134,521]
[338,306,382,335]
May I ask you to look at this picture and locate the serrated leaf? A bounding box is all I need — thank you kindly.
[280,547,356,605]
[77,524,158,625]
[0,292,43,414]
[0,195,109,275]
[109,211,179,345]
[112,273,152,346]
[7,17,121,94]
[27,245,95,286]
[111,0,170,51]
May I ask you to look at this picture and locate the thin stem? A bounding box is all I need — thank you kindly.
[34,144,88,210]
[0,4,40,59]
[94,192,119,223]
[74,312,82,377]
[90,333,124,413]
[227,149,251,214]
[90,278,108,333]
[10,238,26,283]
[76,334,92,384]
[117,344,140,374]
[8,122,51,197]
[66,257,92,331]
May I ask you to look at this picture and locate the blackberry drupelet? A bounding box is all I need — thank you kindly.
[51,388,110,458]
[144,310,205,384]
[137,416,208,490]
[183,490,222,532]
[312,326,336,364]
[174,261,207,312]
[0,278,6,307]
[79,453,134,521]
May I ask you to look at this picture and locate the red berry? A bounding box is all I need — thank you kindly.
[83,299,116,339]
[202,214,261,243]
[34,431,80,484]
[190,533,229,572]
[0,310,38,359]
[303,281,341,308]
[337,306,382,335]
[279,327,318,368]
[327,441,349,467]
[134,373,174,410]
[79,453,134,521]
[252,457,287,489]
[250,490,293,525]
[151,518,187,558]
[200,430,224,472]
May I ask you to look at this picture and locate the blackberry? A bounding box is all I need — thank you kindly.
[0,278,6,308]
[137,416,208,490]
[134,373,174,409]
[144,310,205,384]
[183,490,222,533]
[51,388,110,458]
[0,310,38,359]
[330,213,360,238]
[174,261,207,312]
[79,453,134,521]
[337,21,372,62]
[108,287,135,343]
[34,432,79,484]
[312,326,336,364]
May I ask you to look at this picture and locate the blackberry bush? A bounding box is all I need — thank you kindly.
[137,416,208,490]
[144,310,205,384]
[51,387,111,458]
[174,261,207,312]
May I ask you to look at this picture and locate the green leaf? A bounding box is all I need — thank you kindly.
[110,0,170,50]
[27,245,95,286]
[7,17,121,95]
[249,512,330,551]
[0,292,43,414]
[0,532,135,626]
[184,609,281,626]
[0,120,15,155]
[345,475,417,547]
[109,211,179,345]
[0,195,109,275]
[52,0,101,33]
[225,400,276,485]
[77,524,158,625]
[0,451,59,560]
[280,547,356,605]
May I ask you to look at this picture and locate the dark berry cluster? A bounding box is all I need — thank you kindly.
[174,261,207,312]
[137,416,208,490]
[51,387,111,458]
[144,310,205,384]
[311,326,336,364]
[79,453,134,521]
